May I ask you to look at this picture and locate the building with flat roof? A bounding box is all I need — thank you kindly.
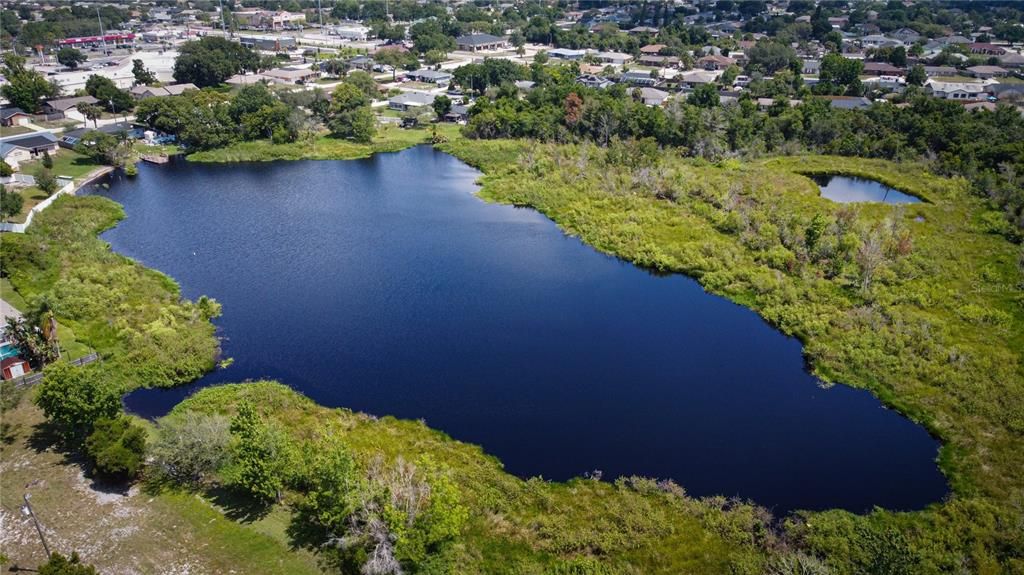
[456,33,507,52]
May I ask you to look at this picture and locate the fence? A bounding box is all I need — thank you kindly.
[7,352,99,389]
[0,173,37,186]
[0,166,113,234]
[0,177,74,233]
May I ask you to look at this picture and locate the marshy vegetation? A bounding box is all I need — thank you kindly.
[438,137,1024,573]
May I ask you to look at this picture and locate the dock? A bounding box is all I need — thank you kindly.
[140,154,170,164]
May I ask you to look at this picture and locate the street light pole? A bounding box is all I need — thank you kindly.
[22,494,52,558]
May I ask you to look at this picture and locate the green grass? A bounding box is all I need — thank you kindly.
[186,124,460,163]
[17,150,104,182]
[154,492,323,575]
[3,185,47,223]
[1,124,34,135]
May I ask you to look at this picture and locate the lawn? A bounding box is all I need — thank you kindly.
[1,125,34,136]
[4,185,48,223]
[17,150,103,182]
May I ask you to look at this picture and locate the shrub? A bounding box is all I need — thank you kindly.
[35,167,59,196]
[85,416,147,482]
[151,411,231,483]
[38,552,98,575]
[34,362,121,443]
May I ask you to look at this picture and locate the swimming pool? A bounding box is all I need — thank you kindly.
[0,343,21,360]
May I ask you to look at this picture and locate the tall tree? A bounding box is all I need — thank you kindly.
[173,36,258,88]
[85,74,134,113]
[328,83,375,143]
[131,59,156,85]
[1,53,60,112]
[35,362,121,443]
[56,47,87,69]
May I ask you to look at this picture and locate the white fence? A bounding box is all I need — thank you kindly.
[0,176,75,233]
[0,174,37,186]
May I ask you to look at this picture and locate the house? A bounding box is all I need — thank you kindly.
[863,62,904,76]
[130,83,198,99]
[890,28,921,44]
[547,48,587,61]
[621,70,658,86]
[999,52,1024,69]
[456,33,507,52]
[965,65,1008,79]
[41,96,99,118]
[924,80,992,100]
[640,44,666,54]
[969,43,1006,56]
[347,55,375,71]
[824,96,873,110]
[262,67,320,85]
[628,26,659,35]
[923,65,958,77]
[637,87,669,106]
[677,69,720,88]
[595,51,633,66]
[0,108,32,127]
[860,34,902,49]
[388,92,434,112]
[638,55,680,68]
[802,59,821,75]
[576,74,614,89]
[0,132,60,170]
[1,357,30,380]
[697,54,736,71]
[756,97,801,111]
[407,69,452,86]
[59,122,142,149]
[514,80,536,92]
[444,104,470,123]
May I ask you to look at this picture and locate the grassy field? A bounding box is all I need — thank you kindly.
[17,149,104,182]
[186,124,460,163]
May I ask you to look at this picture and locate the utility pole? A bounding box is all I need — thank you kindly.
[97,7,107,54]
[218,0,228,37]
[22,494,52,558]
[317,0,324,29]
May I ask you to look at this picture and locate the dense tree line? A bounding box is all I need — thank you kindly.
[135,79,375,150]
[461,62,1024,236]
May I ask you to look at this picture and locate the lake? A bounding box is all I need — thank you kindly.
[813,175,923,204]
[91,146,946,514]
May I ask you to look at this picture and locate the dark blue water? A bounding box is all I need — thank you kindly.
[92,147,946,514]
[812,175,922,204]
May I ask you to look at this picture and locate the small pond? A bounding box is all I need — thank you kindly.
[812,175,922,204]
[88,147,946,514]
